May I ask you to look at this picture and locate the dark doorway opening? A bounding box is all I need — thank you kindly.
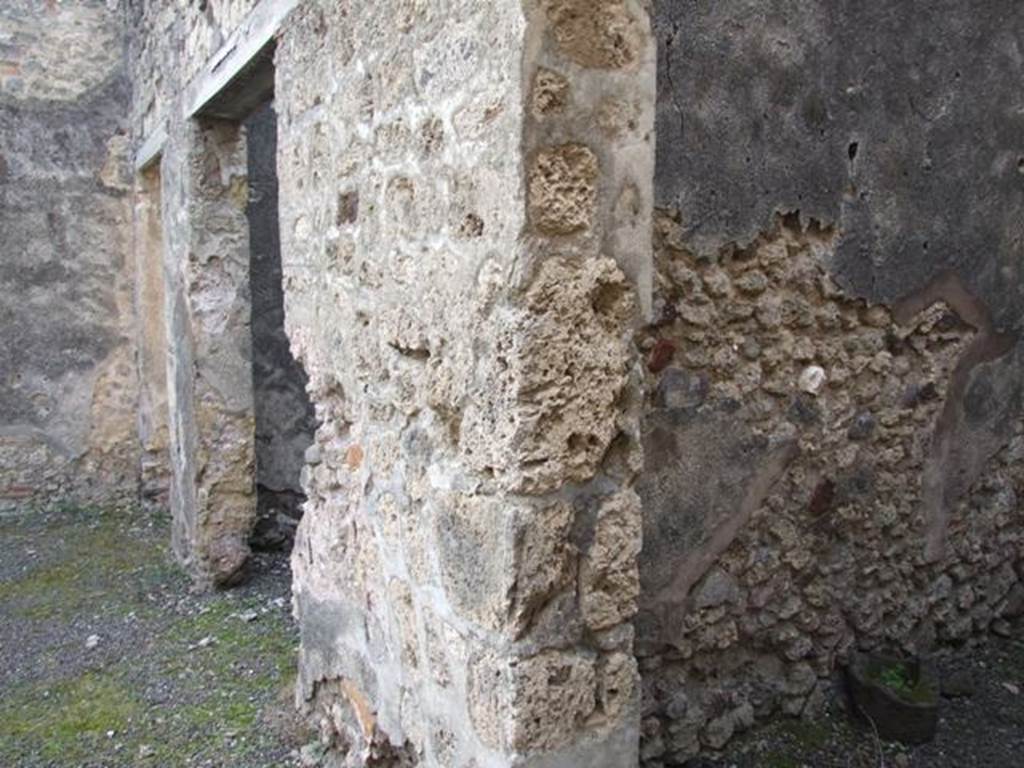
[243,102,316,550]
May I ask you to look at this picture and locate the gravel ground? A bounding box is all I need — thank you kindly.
[687,621,1024,768]
[0,503,306,768]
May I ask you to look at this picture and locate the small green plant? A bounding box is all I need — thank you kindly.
[876,663,914,694]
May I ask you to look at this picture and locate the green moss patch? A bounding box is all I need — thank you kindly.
[0,672,145,763]
[0,503,300,767]
[0,509,178,621]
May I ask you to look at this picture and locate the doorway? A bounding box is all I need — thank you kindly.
[154,40,317,584]
[243,101,315,550]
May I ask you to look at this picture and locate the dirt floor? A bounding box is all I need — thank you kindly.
[2,503,1022,768]
[0,503,306,768]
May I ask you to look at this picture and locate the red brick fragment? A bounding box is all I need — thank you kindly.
[648,338,675,373]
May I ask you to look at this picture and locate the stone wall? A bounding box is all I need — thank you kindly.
[118,0,1024,764]
[275,1,655,765]
[639,1,1024,763]
[0,0,137,509]
[126,1,655,760]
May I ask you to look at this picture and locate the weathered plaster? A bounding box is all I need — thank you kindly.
[0,0,136,509]
[132,166,171,506]
[0,0,122,101]
[653,0,1024,327]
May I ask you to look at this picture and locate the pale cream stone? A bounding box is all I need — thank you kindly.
[581,491,643,631]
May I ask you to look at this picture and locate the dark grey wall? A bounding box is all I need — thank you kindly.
[654,0,1024,329]
[0,84,123,420]
[648,0,1024,586]
[0,12,134,505]
[244,102,315,541]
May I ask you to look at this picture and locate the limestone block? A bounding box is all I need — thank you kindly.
[528,143,599,235]
[462,257,636,493]
[509,650,598,752]
[435,494,516,634]
[435,494,576,638]
[511,501,577,633]
[531,68,570,119]
[596,651,640,724]
[581,491,643,631]
[467,650,515,750]
[544,0,642,70]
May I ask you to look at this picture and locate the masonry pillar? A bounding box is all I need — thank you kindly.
[160,119,256,587]
[279,0,655,765]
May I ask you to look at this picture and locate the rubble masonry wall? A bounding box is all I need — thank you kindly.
[638,2,1024,763]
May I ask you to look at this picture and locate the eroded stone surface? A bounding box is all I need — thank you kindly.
[259,1,655,764]
[545,0,642,70]
[528,144,599,236]
[9,2,1019,767]
[33,1,1024,767]
[462,256,636,494]
[531,68,571,119]
[581,491,643,632]
[163,120,256,587]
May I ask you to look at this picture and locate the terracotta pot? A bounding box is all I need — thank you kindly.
[846,652,940,745]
